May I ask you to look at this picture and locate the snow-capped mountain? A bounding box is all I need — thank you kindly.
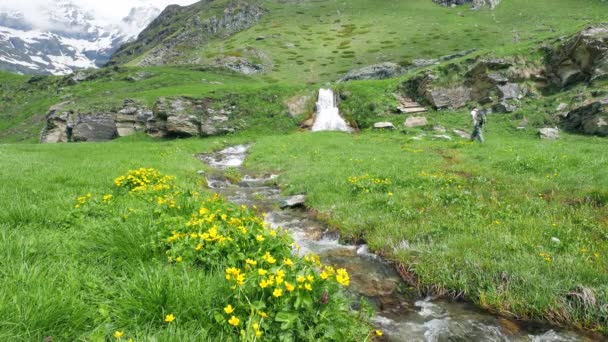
[0,0,160,75]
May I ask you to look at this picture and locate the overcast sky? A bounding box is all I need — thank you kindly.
[0,0,198,23]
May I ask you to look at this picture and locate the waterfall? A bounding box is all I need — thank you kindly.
[311,88,352,132]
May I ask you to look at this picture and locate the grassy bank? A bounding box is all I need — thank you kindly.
[246,121,608,333]
[0,136,371,341]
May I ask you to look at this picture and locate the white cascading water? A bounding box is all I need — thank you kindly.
[311,88,352,132]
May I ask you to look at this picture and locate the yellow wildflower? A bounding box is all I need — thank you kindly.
[375,330,383,336]
[113,331,125,339]
[256,235,265,242]
[304,283,313,291]
[297,275,306,283]
[195,243,203,251]
[103,194,113,203]
[246,258,258,266]
[284,282,295,292]
[283,258,294,267]
[224,304,235,314]
[336,268,350,286]
[258,269,268,276]
[175,256,183,263]
[228,316,240,327]
[164,314,175,323]
[273,288,283,298]
[259,311,268,318]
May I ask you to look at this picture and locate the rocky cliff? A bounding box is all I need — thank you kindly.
[41,97,239,143]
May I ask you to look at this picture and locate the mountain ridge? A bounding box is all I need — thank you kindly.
[0,0,160,75]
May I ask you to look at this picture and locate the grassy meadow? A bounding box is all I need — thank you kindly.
[0,135,374,341]
[0,0,607,339]
[246,120,608,333]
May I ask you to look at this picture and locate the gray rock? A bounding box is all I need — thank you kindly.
[374,122,396,130]
[339,62,404,82]
[280,195,306,209]
[539,127,560,140]
[404,116,428,128]
[562,98,608,136]
[428,86,471,109]
[433,134,452,141]
[167,115,200,137]
[145,118,167,138]
[453,129,471,139]
[556,103,569,112]
[73,115,118,142]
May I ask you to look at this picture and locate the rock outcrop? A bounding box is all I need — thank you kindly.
[401,71,471,109]
[41,97,239,143]
[339,62,405,82]
[432,0,501,9]
[548,26,608,87]
[561,98,608,137]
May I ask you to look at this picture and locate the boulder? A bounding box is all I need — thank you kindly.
[280,195,306,209]
[562,98,608,136]
[428,86,471,109]
[549,26,608,87]
[300,118,314,129]
[497,83,523,99]
[166,115,201,137]
[374,122,396,130]
[72,115,118,142]
[404,116,428,128]
[538,127,560,140]
[339,62,404,82]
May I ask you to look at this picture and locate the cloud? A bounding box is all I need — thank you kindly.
[0,0,198,29]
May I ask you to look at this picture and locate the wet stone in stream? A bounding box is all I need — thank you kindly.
[198,145,589,342]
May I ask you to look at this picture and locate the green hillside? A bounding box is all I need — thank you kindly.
[112,0,607,82]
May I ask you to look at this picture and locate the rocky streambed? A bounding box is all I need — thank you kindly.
[198,145,590,341]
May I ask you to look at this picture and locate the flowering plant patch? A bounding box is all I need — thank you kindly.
[76,168,374,341]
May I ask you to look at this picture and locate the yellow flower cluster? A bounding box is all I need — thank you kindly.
[114,168,175,193]
[74,193,92,208]
[539,252,552,263]
[347,174,392,194]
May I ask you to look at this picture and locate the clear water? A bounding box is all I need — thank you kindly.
[198,145,591,342]
[311,88,352,132]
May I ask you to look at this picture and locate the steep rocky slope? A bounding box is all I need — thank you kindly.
[109,0,264,67]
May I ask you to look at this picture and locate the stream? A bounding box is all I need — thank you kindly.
[198,145,589,342]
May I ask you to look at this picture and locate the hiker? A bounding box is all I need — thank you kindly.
[470,108,486,143]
